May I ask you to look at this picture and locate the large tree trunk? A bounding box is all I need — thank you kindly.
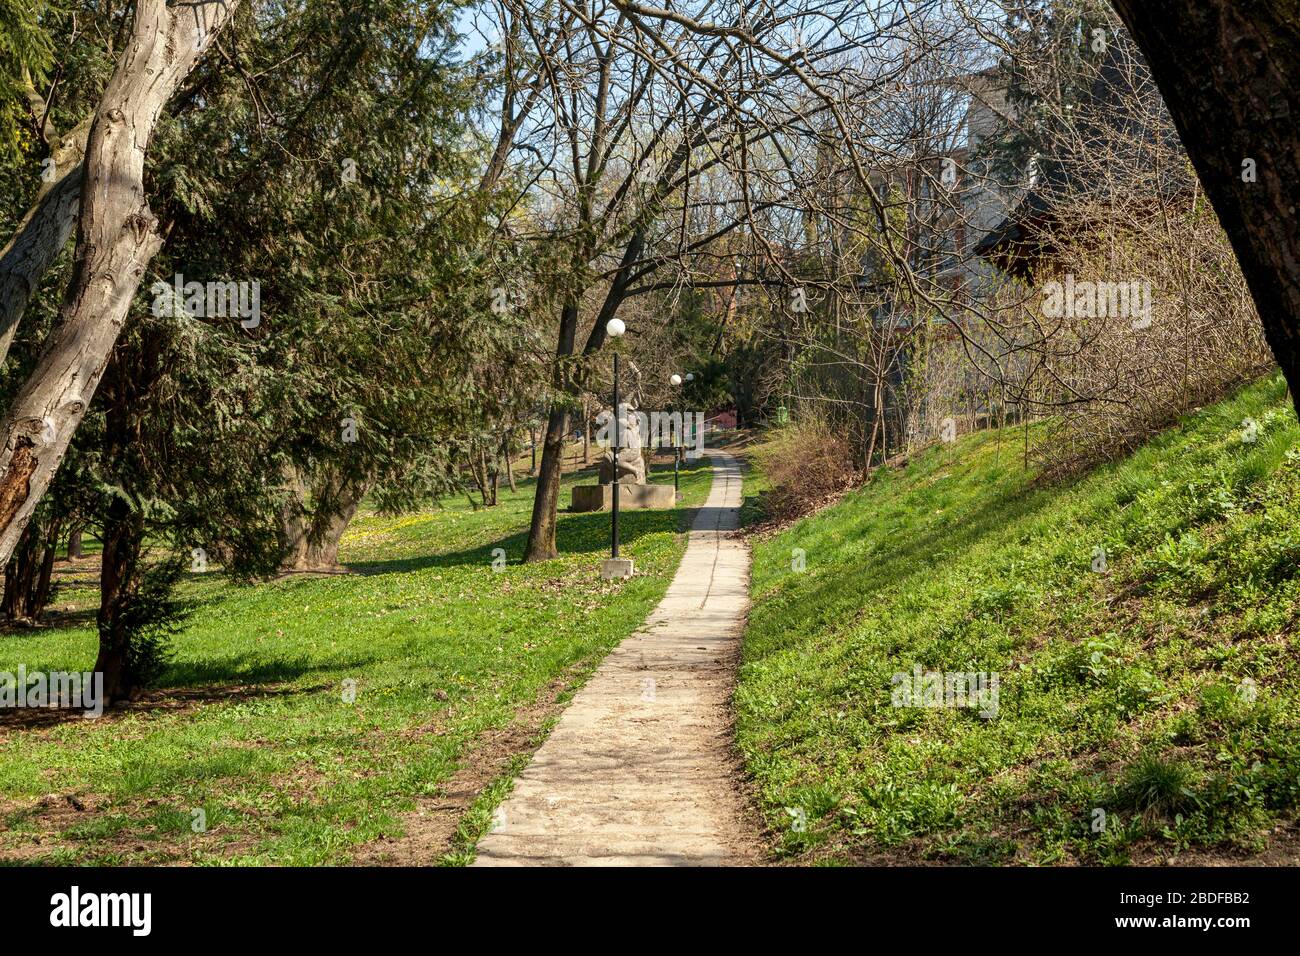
[1110,1,1300,414]
[0,0,240,569]
[524,292,584,562]
[279,467,369,573]
[523,405,570,561]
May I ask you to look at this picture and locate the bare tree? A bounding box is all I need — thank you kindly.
[473,0,930,560]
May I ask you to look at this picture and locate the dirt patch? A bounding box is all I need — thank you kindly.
[350,662,592,865]
[0,790,267,866]
[1128,823,1300,866]
[0,791,101,862]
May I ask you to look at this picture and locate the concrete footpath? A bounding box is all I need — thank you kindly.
[473,449,755,866]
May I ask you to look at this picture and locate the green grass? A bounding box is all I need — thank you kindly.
[739,373,1300,865]
[0,454,714,865]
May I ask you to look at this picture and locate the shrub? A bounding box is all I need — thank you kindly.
[750,420,858,522]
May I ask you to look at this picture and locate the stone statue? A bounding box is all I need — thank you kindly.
[597,402,647,484]
[594,358,646,484]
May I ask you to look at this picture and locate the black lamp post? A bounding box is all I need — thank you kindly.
[684,372,696,470]
[606,318,626,560]
[670,373,683,499]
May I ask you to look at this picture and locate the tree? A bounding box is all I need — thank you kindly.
[1109,0,1300,416]
[89,303,284,701]
[180,0,535,571]
[0,0,117,366]
[0,0,55,158]
[0,0,241,568]
[474,0,920,561]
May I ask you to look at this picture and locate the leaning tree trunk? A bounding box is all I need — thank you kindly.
[1111,0,1300,415]
[468,445,492,505]
[525,297,579,561]
[0,0,240,569]
[522,234,639,563]
[0,118,90,366]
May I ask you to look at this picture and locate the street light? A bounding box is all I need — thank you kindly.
[669,373,684,499]
[603,318,629,578]
[684,372,696,452]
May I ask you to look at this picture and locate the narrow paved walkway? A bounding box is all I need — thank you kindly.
[474,449,755,866]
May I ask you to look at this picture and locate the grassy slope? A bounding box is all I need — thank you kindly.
[739,374,1300,864]
[0,455,713,865]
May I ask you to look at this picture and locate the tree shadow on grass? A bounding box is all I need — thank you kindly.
[0,664,352,731]
[349,481,701,576]
[158,651,377,689]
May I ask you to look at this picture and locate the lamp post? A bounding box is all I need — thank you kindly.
[669,373,683,499]
[601,318,632,579]
[684,372,696,457]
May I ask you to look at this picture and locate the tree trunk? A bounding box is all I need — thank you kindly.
[0,68,93,368]
[524,292,584,561]
[1111,0,1300,415]
[469,446,491,505]
[523,405,569,562]
[0,516,62,622]
[582,399,591,464]
[32,519,59,618]
[66,524,83,560]
[0,0,240,568]
[2,524,37,621]
[522,230,642,563]
[280,467,369,573]
[502,436,517,493]
[93,493,144,703]
[0,129,89,365]
[476,446,499,506]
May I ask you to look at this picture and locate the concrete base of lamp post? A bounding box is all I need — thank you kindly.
[600,557,635,580]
